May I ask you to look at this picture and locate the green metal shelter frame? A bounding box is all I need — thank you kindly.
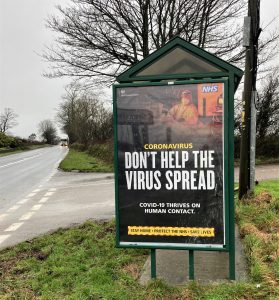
[113,37,243,280]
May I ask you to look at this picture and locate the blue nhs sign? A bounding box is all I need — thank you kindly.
[202,85,218,93]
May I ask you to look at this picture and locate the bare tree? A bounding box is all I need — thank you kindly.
[57,85,112,144]
[56,85,80,143]
[44,0,254,85]
[0,108,18,133]
[256,70,279,139]
[38,120,58,144]
[44,0,279,85]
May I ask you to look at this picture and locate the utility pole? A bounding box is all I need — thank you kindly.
[239,0,261,199]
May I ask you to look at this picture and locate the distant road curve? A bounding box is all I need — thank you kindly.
[235,164,279,182]
[0,146,68,209]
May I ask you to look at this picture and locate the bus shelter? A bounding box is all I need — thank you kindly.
[113,37,243,280]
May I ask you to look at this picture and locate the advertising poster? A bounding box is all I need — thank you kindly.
[116,82,225,248]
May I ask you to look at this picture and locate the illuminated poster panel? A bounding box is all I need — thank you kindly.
[115,82,225,248]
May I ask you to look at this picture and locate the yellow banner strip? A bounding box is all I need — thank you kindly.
[128,226,214,237]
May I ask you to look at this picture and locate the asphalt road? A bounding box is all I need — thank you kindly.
[0,147,114,249]
[0,146,68,209]
[234,164,279,182]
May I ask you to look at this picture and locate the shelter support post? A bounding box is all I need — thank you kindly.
[189,250,195,280]
[229,247,236,280]
[151,249,156,279]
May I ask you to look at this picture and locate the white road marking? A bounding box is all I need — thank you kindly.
[26,192,36,198]
[94,201,114,206]
[0,235,10,244]
[31,204,42,211]
[19,212,35,221]
[44,191,54,197]
[39,197,49,204]
[7,205,21,212]
[0,154,42,169]
[0,214,8,221]
[33,189,41,193]
[5,222,24,232]
[62,180,114,189]
[49,188,57,192]
[17,198,29,204]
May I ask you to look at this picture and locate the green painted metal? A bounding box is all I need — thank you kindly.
[189,250,195,280]
[224,79,230,248]
[113,86,120,247]
[116,37,243,89]
[151,249,157,279]
[117,244,228,251]
[228,73,236,280]
[114,78,228,88]
[120,72,229,82]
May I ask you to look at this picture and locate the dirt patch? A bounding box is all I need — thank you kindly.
[1,286,37,299]
[239,223,271,242]
[0,252,29,275]
[96,222,115,239]
[122,263,141,279]
[0,249,49,276]
[271,248,279,261]
[32,249,49,261]
[253,191,272,204]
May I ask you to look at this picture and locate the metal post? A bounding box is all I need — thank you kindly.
[229,241,236,280]
[250,92,257,189]
[189,250,195,280]
[151,249,156,279]
[239,0,260,199]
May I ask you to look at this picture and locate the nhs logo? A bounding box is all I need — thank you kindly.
[202,85,218,93]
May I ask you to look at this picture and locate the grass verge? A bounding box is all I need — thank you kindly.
[234,156,279,167]
[236,180,279,289]
[0,145,48,157]
[59,149,113,172]
[0,182,278,299]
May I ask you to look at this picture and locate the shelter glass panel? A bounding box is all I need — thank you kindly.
[135,47,223,76]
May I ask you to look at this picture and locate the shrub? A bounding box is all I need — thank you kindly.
[70,143,87,152]
[234,135,279,159]
[87,140,113,165]
[10,138,22,148]
[256,135,279,157]
[0,132,13,148]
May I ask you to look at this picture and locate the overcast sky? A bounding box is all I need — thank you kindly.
[0,0,278,138]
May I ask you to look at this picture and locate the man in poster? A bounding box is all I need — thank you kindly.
[166,89,199,126]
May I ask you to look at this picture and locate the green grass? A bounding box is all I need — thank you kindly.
[236,180,279,288]
[0,221,180,300]
[0,182,278,299]
[1,220,278,300]
[0,145,48,157]
[59,149,113,172]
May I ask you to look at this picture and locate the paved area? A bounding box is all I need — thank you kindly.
[0,146,68,209]
[140,227,248,285]
[0,169,114,249]
[234,164,279,182]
